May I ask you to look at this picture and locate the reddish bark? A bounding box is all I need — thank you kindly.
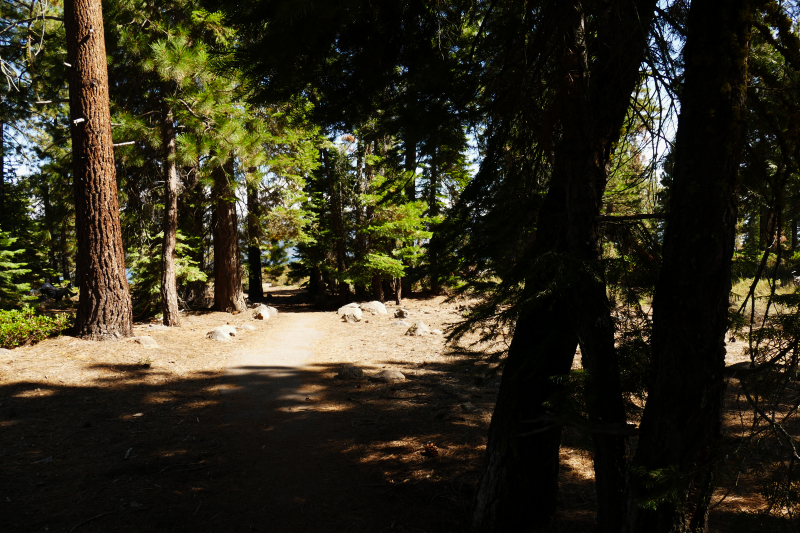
[212,161,246,312]
[160,102,180,326]
[65,0,132,339]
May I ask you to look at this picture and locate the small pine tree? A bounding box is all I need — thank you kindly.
[0,232,32,307]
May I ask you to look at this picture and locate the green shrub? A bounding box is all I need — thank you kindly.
[0,307,74,349]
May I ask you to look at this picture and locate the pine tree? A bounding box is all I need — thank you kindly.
[65,0,133,339]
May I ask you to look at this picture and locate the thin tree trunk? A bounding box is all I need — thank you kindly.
[60,222,71,282]
[178,164,207,306]
[792,219,797,249]
[402,137,416,297]
[313,265,327,306]
[65,0,132,339]
[429,143,441,295]
[246,173,263,301]
[41,184,58,270]
[212,160,246,312]
[372,273,384,302]
[556,1,657,528]
[626,1,751,531]
[0,120,4,230]
[160,101,180,326]
[321,148,348,304]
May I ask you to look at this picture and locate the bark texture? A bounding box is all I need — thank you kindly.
[160,103,180,326]
[555,2,658,529]
[473,2,658,530]
[246,176,263,301]
[65,0,132,339]
[626,1,752,531]
[212,161,246,312]
[0,120,5,229]
[321,149,348,304]
[472,154,578,530]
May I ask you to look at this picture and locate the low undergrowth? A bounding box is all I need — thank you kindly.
[0,307,74,349]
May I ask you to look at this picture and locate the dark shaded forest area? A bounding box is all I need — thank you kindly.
[4,0,800,531]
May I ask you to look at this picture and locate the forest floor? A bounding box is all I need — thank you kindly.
[0,286,787,532]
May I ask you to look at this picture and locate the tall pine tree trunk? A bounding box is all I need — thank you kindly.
[473,2,658,530]
[0,120,5,230]
[429,145,441,295]
[472,173,578,530]
[178,163,207,306]
[160,102,180,326]
[65,0,132,339]
[246,173,263,301]
[626,2,751,531]
[212,160,246,312]
[557,2,657,529]
[321,148,348,304]
[60,222,71,282]
[401,137,416,297]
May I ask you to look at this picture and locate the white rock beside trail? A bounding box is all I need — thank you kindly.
[253,305,271,320]
[394,308,409,319]
[131,336,159,347]
[207,325,236,342]
[336,364,364,380]
[360,301,387,315]
[405,322,431,336]
[338,304,362,323]
[373,370,406,383]
[239,324,256,331]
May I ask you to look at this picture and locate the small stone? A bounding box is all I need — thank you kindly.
[240,324,256,331]
[131,336,158,347]
[339,305,362,322]
[360,301,388,315]
[405,322,431,336]
[373,370,406,383]
[394,309,409,319]
[207,326,236,342]
[391,320,410,327]
[460,402,478,413]
[253,305,271,320]
[430,329,443,335]
[337,364,364,380]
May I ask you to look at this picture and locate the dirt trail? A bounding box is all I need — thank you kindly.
[222,311,325,421]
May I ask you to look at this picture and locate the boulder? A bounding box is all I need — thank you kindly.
[253,305,271,320]
[265,306,279,316]
[239,324,256,331]
[360,301,388,315]
[207,325,236,342]
[405,322,431,336]
[391,320,410,327]
[337,303,360,315]
[394,308,409,319]
[336,364,364,380]
[338,305,362,323]
[373,370,406,383]
[460,402,478,413]
[131,336,158,347]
